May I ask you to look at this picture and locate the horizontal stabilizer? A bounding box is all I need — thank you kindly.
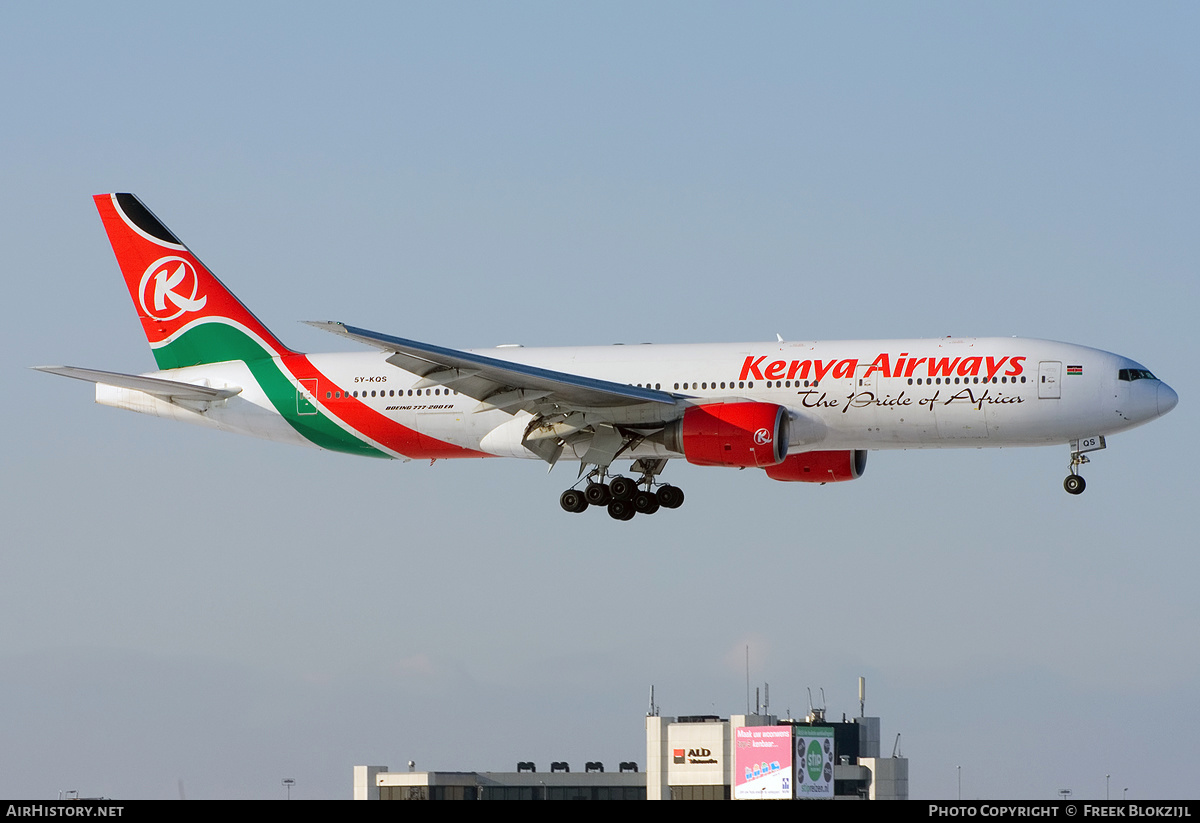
[34,366,242,401]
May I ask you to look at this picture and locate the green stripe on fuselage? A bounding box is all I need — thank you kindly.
[155,322,388,458]
[150,320,271,370]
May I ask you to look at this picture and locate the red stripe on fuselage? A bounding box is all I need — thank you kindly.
[281,355,490,459]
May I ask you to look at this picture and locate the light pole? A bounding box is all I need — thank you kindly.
[957,765,961,801]
[1107,774,1110,801]
[282,778,295,800]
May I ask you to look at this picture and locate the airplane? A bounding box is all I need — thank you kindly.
[37,194,1178,520]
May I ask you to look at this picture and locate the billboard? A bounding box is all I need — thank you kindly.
[666,722,725,785]
[793,726,835,799]
[733,725,793,800]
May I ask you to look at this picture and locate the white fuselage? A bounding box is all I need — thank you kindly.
[97,336,1177,464]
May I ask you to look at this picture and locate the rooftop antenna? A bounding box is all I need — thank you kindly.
[807,687,826,722]
[859,676,866,718]
[764,682,769,716]
[892,734,902,757]
[647,685,658,717]
[745,646,750,715]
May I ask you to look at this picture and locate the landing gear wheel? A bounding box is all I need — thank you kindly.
[560,489,588,513]
[633,490,660,515]
[584,482,611,506]
[1063,475,1086,495]
[656,484,685,509]
[608,476,637,501]
[607,499,636,520]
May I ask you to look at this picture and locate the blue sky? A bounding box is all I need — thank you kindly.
[3,2,1196,799]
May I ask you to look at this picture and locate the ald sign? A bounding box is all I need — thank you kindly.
[673,747,718,765]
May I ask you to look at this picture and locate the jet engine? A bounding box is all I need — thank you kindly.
[764,450,867,482]
[663,402,789,468]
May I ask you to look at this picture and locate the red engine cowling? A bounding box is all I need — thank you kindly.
[666,402,789,468]
[764,450,867,482]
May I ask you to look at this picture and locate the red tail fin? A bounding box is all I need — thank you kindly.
[94,193,295,369]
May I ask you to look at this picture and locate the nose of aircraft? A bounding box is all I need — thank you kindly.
[1158,381,1179,416]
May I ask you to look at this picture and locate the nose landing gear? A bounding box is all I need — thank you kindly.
[1062,438,1101,495]
[1063,436,1106,495]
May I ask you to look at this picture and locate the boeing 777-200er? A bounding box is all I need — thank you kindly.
[37,194,1179,520]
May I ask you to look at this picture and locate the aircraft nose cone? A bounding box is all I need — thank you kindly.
[1158,382,1179,416]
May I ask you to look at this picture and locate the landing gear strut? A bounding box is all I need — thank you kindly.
[559,461,685,519]
[1063,447,1090,495]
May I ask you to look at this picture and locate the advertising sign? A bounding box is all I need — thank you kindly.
[666,722,725,785]
[793,726,835,799]
[733,725,793,799]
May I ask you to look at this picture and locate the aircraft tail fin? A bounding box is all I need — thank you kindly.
[93,193,296,370]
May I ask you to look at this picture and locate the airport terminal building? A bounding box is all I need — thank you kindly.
[355,703,908,800]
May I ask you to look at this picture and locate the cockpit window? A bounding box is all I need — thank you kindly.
[1118,368,1157,382]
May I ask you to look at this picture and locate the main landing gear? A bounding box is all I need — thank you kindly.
[559,478,685,519]
[559,463,685,520]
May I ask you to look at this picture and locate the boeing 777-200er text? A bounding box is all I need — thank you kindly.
[38,194,1179,520]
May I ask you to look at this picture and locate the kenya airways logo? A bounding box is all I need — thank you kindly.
[738,352,1027,382]
[139,256,207,321]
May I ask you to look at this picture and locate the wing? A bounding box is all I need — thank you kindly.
[307,321,684,468]
[307,322,680,414]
